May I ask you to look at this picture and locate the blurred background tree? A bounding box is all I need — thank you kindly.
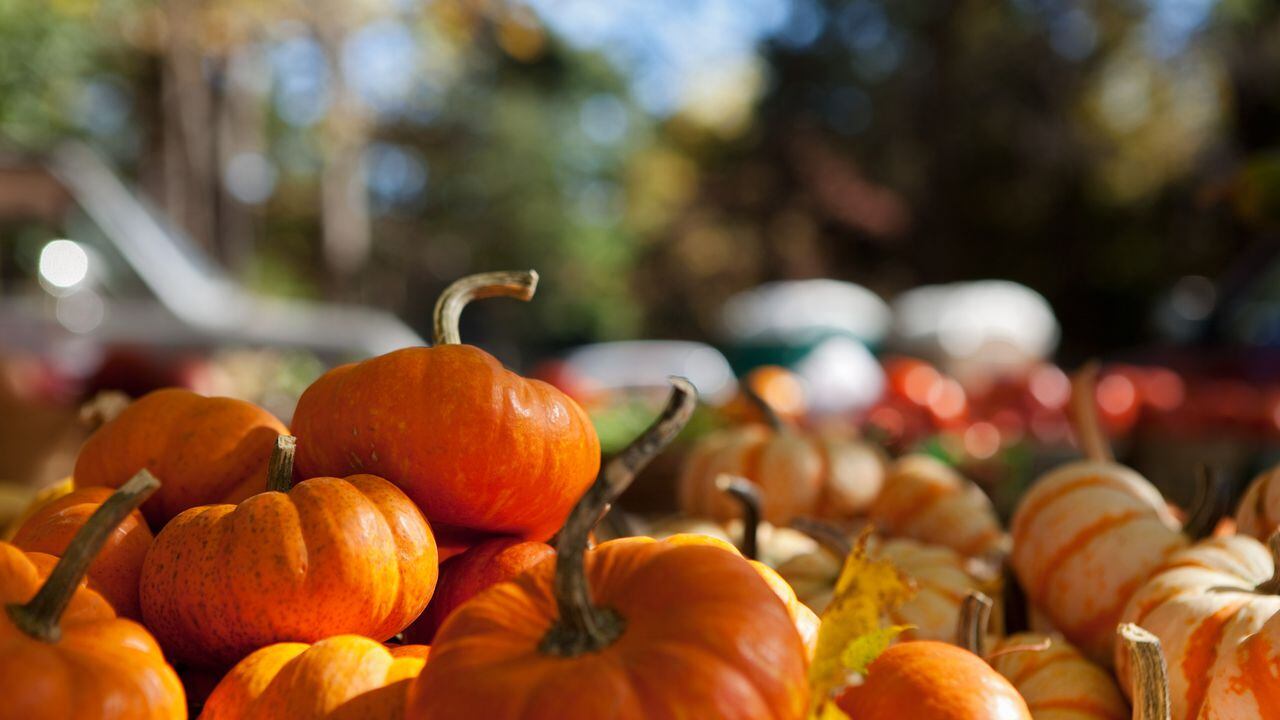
[2,0,1279,358]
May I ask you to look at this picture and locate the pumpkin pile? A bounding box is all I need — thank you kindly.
[11,269,1280,719]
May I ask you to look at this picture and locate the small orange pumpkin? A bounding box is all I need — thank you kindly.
[407,379,810,719]
[200,635,429,720]
[292,271,601,556]
[836,640,1032,719]
[678,390,886,525]
[868,453,1007,557]
[11,487,153,619]
[1,471,186,718]
[75,388,289,526]
[140,436,438,668]
[1010,364,1186,664]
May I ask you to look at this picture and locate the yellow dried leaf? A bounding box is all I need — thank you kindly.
[807,531,915,720]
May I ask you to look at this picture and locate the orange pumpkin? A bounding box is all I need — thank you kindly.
[1,471,186,718]
[836,640,1032,719]
[1235,464,1280,540]
[720,365,808,425]
[292,271,600,556]
[404,537,554,644]
[407,379,810,719]
[678,391,886,525]
[869,454,1007,557]
[1116,534,1280,719]
[140,436,438,668]
[958,592,1128,720]
[1010,364,1186,664]
[75,388,289,526]
[200,635,429,720]
[11,487,153,619]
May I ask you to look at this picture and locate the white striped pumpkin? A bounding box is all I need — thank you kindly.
[1116,535,1280,720]
[868,454,1007,557]
[1010,460,1187,664]
[988,633,1129,720]
[1235,464,1280,540]
[778,535,992,643]
[677,424,886,524]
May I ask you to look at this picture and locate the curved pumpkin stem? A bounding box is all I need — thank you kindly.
[542,377,697,657]
[1118,623,1171,720]
[956,591,992,658]
[432,270,539,346]
[5,470,159,642]
[742,383,787,432]
[1255,532,1280,595]
[1184,463,1230,541]
[789,517,853,559]
[1069,361,1113,463]
[266,435,297,493]
[716,475,762,560]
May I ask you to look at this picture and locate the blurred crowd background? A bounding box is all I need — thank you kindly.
[3,0,1280,512]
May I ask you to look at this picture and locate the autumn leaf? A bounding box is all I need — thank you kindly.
[807,531,915,720]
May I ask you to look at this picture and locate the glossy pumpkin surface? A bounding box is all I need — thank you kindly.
[407,540,809,719]
[201,635,429,720]
[74,389,288,525]
[11,487,152,620]
[837,641,1032,719]
[869,454,1006,557]
[140,473,437,667]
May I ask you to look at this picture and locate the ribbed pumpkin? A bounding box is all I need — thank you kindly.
[292,271,600,557]
[868,454,1007,557]
[1,472,186,719]
[1116,534,1280,720]
[1235,464,1280,540]
[958,593,1129,720]
[407,380,810,719]
[140,436,438,668]
[200,635,429,720]
[836,640,1032,719]
[75,388,289,526]
[678,391,886,525]
[11,486,153,619]
[1010,364,1187,664]
[778,521,994,643]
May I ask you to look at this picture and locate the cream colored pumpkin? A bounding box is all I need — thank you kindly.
[778,534,993,643]
[678,424,886,525]
[1235,464,1280,540]
[1011,459,1186,665]
[988,632,1129,720]
[1116,535,1280,720]
[869,454,1007,557]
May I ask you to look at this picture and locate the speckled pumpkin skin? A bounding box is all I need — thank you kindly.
[11,487,153,620]
[291,346,600,552]
[139,475,438,668]
[75,389,289,526]
[201,635,429,720]
[408,541,810,719]
[0,542,187,720]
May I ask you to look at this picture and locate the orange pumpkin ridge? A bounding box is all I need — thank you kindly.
[407,379,811,719]
[292,270,601,551]
[1,471,187,718]
[140,435,439,668]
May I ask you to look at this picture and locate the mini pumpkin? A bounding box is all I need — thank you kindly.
[75,388,289,526]
[292,271,600,557]
[678,389,886,525]
[869,453,1007,557]
[200,635,429,720]
[1235,464,1280,540]
[11,487,153,620]
[1116,533,1280,720]
[958,592,1129,720]
[407,379,810,719]
[1,471,186,719]
[140,436,438,668]
[1010,364,1186,664]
